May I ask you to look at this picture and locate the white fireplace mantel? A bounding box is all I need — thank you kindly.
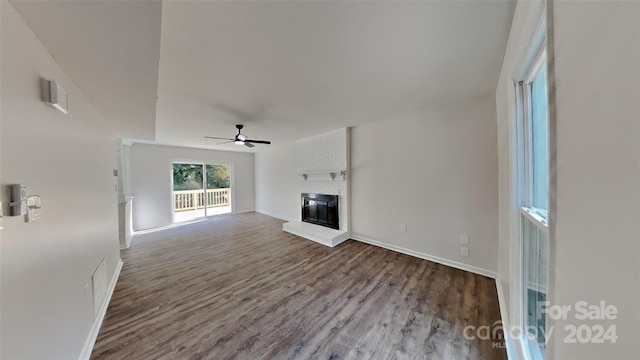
[298,170,346,182]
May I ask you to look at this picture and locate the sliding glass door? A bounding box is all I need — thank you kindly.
[172,163,232,223]
[173,163,206,222]
[204,164,232,217]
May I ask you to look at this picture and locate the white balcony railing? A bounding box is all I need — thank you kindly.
[173,188,231,212]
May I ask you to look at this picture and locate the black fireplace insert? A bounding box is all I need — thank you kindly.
[301,193,339,230]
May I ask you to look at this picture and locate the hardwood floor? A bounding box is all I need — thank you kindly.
[91,213,506,360]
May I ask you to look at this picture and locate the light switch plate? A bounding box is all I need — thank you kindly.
[25,196,41,222]
[460,235,469,245]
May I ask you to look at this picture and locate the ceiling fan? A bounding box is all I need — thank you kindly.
[205,124,271,148]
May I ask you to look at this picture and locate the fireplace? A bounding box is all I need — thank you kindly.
[301,193,339,230]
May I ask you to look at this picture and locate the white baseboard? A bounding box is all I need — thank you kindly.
[495,275,519,359]
[331,233,350,247]
[78,259,123,360]
[233,209,254,215]
[120,234,133,249]
[350,234,497,279]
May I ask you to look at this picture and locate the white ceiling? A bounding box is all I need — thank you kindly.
[155,1,515,152]
[10,0,162,140]
[11,0,515,152]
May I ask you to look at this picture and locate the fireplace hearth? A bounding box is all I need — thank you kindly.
[301,193,339,230]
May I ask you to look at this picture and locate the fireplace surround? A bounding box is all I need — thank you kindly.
[282,128,350,247]
[301,193,339,230]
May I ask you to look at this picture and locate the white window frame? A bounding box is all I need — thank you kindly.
[517,47,549,227]
[512,12,550,360]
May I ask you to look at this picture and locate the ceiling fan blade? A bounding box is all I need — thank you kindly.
[205,136,234,141]
[216,140,234,145]
[244,142,255,148]
[245,139,271,144]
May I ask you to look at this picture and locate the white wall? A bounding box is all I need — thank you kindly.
[495,0,546,335]
[255,129,352,232]
[129,144,255,230]
[254,143,299,221]
[254,95,498,274]
[351,94,499,274]
[1,3,121,359]
[550,1,640,358]
[496,0,640,358]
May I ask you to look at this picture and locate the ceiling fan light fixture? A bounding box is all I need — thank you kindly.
[205,124,271,147]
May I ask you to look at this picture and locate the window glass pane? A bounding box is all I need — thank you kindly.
[531,63,549,213]
[205,164,230,189]
[522,215,548,358]
[173,163,203,191]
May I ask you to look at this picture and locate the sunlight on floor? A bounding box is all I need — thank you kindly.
[173,205,232,223]
[133,218,208,235]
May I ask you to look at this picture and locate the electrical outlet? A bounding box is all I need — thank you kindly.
[460,247,469,257]
[400,224,407,233]
[460,235,469,245]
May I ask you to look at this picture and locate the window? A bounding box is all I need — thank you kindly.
[516,49,549,359]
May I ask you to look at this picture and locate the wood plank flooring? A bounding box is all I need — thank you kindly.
[91,212,506,360]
